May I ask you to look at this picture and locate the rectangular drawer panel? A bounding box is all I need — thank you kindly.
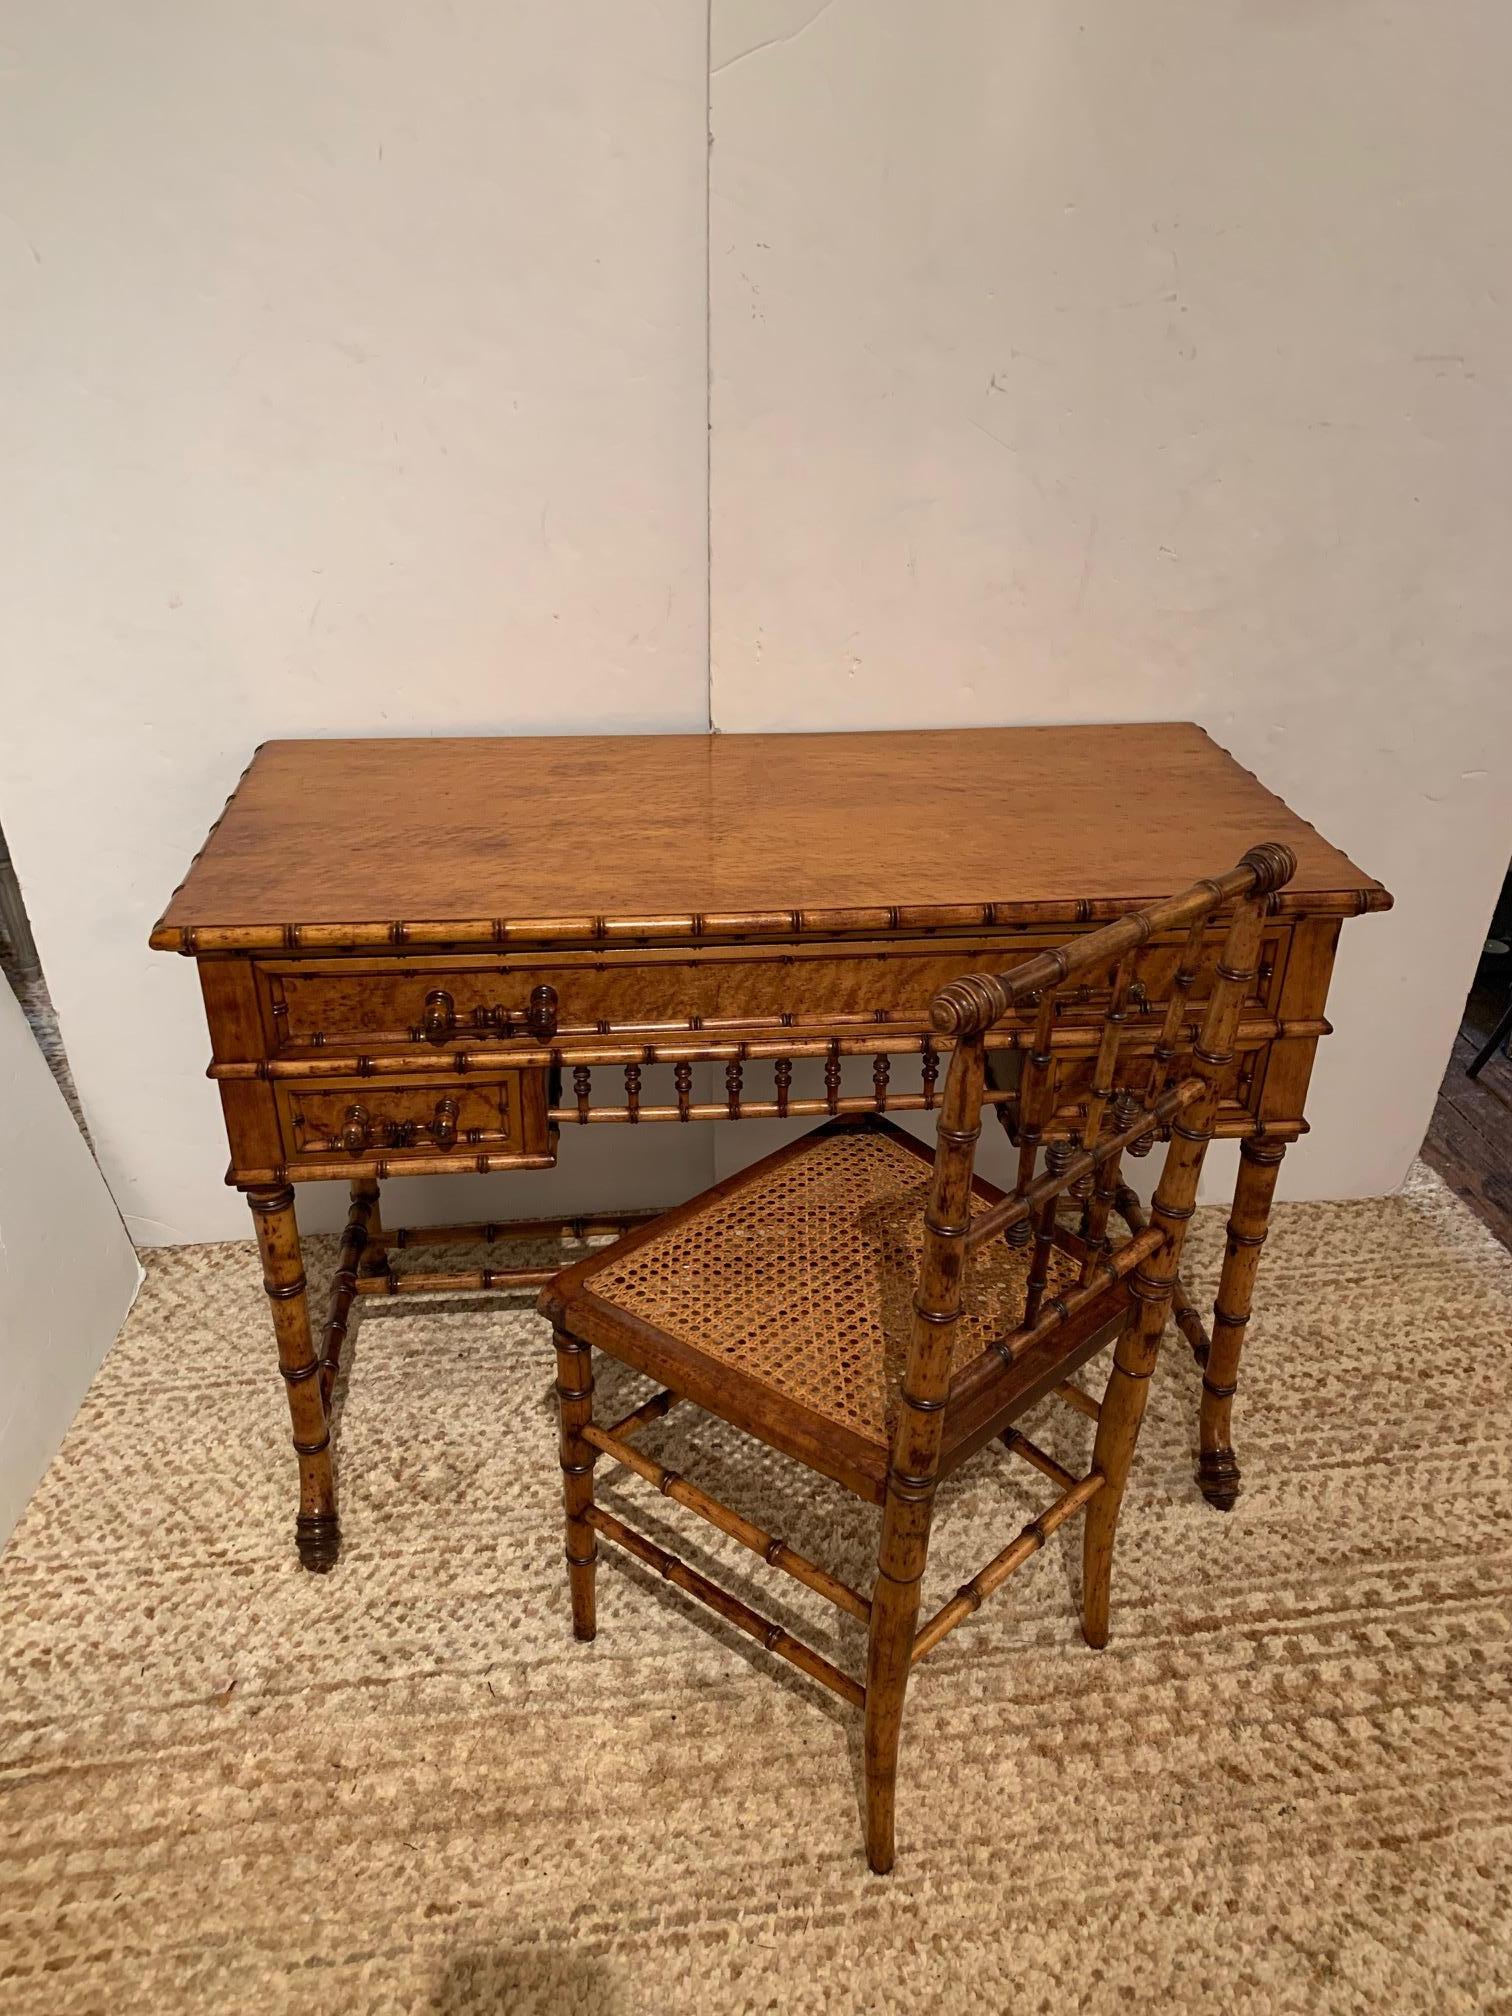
[254,927,1289,1054]
[275,1072,548,1166]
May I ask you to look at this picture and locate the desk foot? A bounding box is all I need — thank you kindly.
[1196,1447,1241,1510]
[296,1513,342,1572]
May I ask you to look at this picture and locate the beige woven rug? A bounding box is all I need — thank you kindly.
[2,1163,1509,2014]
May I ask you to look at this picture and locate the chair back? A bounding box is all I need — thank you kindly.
[891,843,1298,1463]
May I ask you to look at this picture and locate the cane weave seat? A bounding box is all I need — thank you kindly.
[589,1124,1078,1437]
[546,1118,1093,1500]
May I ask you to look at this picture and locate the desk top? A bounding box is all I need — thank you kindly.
[152,724,1389,953]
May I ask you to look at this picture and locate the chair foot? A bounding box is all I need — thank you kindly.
[567,1547,598,1640]
[1197,1446,1241,1510]
[295,1512,341,1572]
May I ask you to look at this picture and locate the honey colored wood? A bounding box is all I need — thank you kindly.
[540,848,1297,1872]
[153,728,1390,1572]
[247,1187,338,1573]
[151,726,1387,952]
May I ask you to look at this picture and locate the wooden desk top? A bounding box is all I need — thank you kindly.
[152,724,1389,953]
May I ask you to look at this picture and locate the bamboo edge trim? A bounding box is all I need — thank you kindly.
[582,1421,872,1622]
[911,1470,1107,1664]
[584,1507,865,1708]
[204,1018,1331,1081]
[149,884,1392,955]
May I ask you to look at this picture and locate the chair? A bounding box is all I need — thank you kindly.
[538,842,1297,1872]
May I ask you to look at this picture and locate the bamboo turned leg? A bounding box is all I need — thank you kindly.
[355,1178,391,1282]
[1081,1291,1165,1649]
[247,1186,339,1573]
[321,1180,381,1410]
[864,1485,930,1875]
[553,1326,598,1640]
[1198,1136,1286,1510]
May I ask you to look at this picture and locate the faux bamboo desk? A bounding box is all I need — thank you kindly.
[152,724,1391,1571]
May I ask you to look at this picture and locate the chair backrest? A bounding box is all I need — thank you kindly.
[893,843,1299,1449]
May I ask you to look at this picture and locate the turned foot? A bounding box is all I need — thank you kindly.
[1197,1446,1241,1510]
[296,1512,341,1572]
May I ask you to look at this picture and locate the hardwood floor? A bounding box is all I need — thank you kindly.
[1422,980,1512,1250]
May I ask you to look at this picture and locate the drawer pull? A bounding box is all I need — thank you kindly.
[421,989,457,1044]
[338,1105,372,1156]
[414,983,558,1045]
[525,983,559,1041]
[471,983,560,1043]
[334,1097,460,1154]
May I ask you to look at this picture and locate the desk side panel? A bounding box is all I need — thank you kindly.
[198,957,281,1186]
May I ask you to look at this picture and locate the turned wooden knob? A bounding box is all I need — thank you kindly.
[421,988,456,1045]
[525,984,558,1041]
[430,1097,459,1151]
[338,1105,371,1156]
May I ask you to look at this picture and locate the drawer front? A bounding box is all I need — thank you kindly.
[275,1072,548,1166]
[1035,1037,1270,1136]
[254,927,1290,1054]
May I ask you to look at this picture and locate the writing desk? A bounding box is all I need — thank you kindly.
[152,724,1390,1570]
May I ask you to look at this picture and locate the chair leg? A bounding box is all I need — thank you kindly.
[862,1576,917,1875]
[1082,1295,1163,1649]
[864,1470,935,1875]
[553,1324,597,1641]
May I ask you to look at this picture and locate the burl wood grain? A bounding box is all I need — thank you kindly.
[250,924,1289,1052]
[151,725,1387,951]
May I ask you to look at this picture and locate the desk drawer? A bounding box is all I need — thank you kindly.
[254,928,1289,1054]
[275,1071,549,1166]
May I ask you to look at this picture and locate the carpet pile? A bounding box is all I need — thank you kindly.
[2,1163,1509,2012]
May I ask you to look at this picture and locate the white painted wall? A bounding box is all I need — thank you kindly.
[710,0,1512,1200]
[5,1,1509,1243]
[0,982,141,1546]
[0,2,712,1242]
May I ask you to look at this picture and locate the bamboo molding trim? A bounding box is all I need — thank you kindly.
[583,1422,872,1623]
[228,1147,559,1186]
[319,1184,378,1407]
[225,1115,1308,1188]
[547,1091,1006,1127]
[1051,1380,1102,1423]
[604,1388,682,1440]
[151,884,1392,955]
[584,1507,865,1708]
[205,1016,1332,1081]
[1114,1184,1217,1365]
[386,1211,659,1248]
[946,1228,1166,1428]
[964,1079,1203,1248]
[355,1265,559,1295]
[911,1471,1107,1664]
[999,1427,1077,1493]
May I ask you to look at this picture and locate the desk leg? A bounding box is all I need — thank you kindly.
[1198,1135,1286,1509]
[247,1185,340,1572]
[356,1178,393,1285]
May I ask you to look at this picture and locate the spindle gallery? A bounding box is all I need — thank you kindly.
[150,726,1389,1581]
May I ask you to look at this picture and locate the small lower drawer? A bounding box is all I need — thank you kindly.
[276,1072,549,1166]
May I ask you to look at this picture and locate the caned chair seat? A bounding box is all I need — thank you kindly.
[545,1118,1119,1503]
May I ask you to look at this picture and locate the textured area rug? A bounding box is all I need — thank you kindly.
[2,1164,1509,2014]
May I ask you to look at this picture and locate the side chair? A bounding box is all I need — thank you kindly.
[538,842,1298,1872]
